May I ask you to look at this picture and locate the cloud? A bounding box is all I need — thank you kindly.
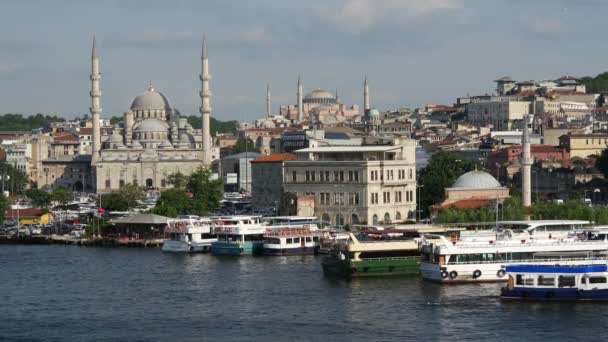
[240,27,269,42]
[326,0,463,32]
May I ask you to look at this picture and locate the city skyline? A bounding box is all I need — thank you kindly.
[1,0,607,120]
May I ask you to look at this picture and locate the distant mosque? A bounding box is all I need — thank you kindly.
[89,36,219,193]
[272,77,371,126]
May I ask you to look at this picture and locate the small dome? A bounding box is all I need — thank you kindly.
[110,132,123,144]
[134,119,168,132]
[179,132,195,143]
[130,84,172,111]
[368,108,380,117]
[452,171,501,189]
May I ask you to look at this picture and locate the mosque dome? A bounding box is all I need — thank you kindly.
[130,83,173,111]
[368,108,380,117]
[134,118,168,132]
[451,170,502,189]
[303,89,337,104]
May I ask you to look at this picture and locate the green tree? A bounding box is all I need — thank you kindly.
[51,187,72,207]
[232,137,255,154]
[418,151,473,217]
[166,172,188,189]
[0,113,65,131]
[153,168,223,217]
[0,193,8,223]
[580,72,608,93]
[26,189,51,208]
[0,161,29,196]
[186,115,238,134]
[120,184,146,210]
[109,116,122,125]
[98,192,128,211]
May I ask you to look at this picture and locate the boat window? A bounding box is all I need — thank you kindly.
[537,275,555,286]
[313,236,319,242]
[294,238,300,243]
[286,238,293,244]
[244,234,264,242]
[266,238,281,244]
[306,237,312,242]
[524,278,534,286]
[558,276,576,288]
[589,276,607,284]
[516,274,524,285]
[359,250,419,259]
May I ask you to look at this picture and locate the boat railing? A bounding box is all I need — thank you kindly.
[447,256,607,265]
[436,239,608,250]
[357,256,421,262]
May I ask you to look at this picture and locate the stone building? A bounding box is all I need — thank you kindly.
[89,37,219,193]
[250,153,297,210]
[559,133,608,159]
[282,137,417,226]
[467,100,530,130]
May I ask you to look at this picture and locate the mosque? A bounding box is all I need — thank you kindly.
[89,37,219,193]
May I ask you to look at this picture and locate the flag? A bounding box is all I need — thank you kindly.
[98,207,106,214]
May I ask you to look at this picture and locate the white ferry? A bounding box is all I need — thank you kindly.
[162,217,216,253]
[460,220,590,242]
[263,216,319,229]
[263,227,322,255]
[419,231,608,283]
[211,216,270,255]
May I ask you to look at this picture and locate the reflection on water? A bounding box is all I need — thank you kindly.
[1,246,607,342]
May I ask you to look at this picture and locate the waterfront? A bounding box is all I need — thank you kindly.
[1,246,607,341]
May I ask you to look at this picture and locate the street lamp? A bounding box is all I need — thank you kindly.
[416,183,424,223]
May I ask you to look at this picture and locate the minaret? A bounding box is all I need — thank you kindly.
[266,83,271,117]
[521,105,534,207]
[200,35,212,167]
[90,36,102,164]
[364,76,370,114]
[297,76,303,122]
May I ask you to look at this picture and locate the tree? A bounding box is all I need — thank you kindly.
[232,137,255,154]
[26,189,51,208]
[0,193,7,224]
[418,151,474,216]
[0,161,29,196]
[186,115,238,134]
[109,116,122,125]
[166,172,188,189]
[597,149,608,178]
[51,187,72,207]
[0,113,65,131]
[153,168,223,217]
[98,184,145,211]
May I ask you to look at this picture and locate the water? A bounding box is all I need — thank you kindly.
[1,246,607,342]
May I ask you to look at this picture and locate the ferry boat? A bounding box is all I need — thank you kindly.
[460,220,590,242]
[263,216,319,229]
[162,217,216,253]
[419,231,608,283]
[500,264,608,301]
[210,216,269,256]
[322,229,421,277]
[263,227,322,255]
[318,230,352,254]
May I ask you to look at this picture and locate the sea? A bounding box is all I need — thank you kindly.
[1,246,607,342]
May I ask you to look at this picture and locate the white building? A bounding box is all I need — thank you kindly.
[467,100,530,130]
[283,137,417,226]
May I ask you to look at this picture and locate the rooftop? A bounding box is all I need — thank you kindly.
[251,153,297,163]
[295,145,401,153]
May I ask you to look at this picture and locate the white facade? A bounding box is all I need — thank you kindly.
[468,101,530,130]
[283,139,417,226]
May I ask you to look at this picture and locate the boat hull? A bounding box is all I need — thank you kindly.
[501,287,608,301]
[322,256,420,277]
[211,241,264,256]
[263,246,319,256]
[161,240,214,253]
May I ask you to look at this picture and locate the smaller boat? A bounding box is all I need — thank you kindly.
[263,226,322,255]
[162,217,216,253]
[210,216,269,255]
[500,264,608,301]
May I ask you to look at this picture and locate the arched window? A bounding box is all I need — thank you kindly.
[372,214,378,225]
[335,213,344,227]
[396,212,401,221]
[321,213,331,225]
[119,179,125,187]
[161,179,166,188]
[351,214,359,225]
[384,213,390,223]
[105,179,111,189]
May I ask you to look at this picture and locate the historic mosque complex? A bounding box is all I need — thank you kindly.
[89,37,219,193]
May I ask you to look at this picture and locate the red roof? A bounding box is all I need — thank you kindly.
[251,153,297,163]
[79,128,93,135]
[5,208,44,218]
[440,199,493,210]
[53,133,79,142]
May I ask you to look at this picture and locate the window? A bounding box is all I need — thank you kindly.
[334,193,339,205]
[339,192,345,205]
[294,237,300,243]
[558,276,575,288]
[105,179,111,188]
[589,277,607,284]
[320,193,325,205]
[349,171,354,182]
[516,274,523,285]
[313,236,319,242]
[409,169,413,179]
[311,171,316,181]
[305,237,312,243]
[355,193,360,205]
[292,171,296,182]
[286,238,293,244]
[354,171,359,182]
[371,193,378,204]
[325,171,330,182]
[339,171,344,182]
[334,171,339,181]
[305,171,310,181]
[537,275,555,286]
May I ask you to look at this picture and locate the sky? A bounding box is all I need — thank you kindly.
[1,0,607,121]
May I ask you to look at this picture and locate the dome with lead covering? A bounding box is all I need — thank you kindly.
[452,171,502,189]
[130,83,173,112]
[303,89,336,104]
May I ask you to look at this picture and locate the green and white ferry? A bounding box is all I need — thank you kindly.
[321,229,421,277]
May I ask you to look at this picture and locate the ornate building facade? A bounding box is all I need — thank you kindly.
[90,37,219,193]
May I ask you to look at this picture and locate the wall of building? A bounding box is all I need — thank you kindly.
[251,162,284,210]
